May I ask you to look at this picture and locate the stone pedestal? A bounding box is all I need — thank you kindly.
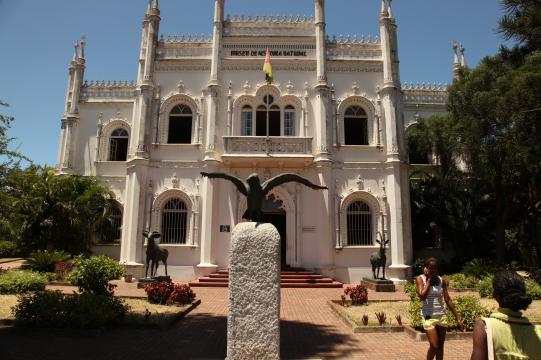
[361,277,396,292]
[227,222,280,360]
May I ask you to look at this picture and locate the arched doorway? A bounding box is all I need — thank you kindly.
[261,193,287,266]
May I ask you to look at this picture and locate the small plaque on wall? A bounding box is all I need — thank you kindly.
[302,226,316,232]
[220,225,231,233]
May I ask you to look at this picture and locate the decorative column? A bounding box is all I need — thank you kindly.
[120,1,160,268]
[204,0,224,160]
[313,0,331,161]
[379,0,412,279]
[197,173,219,273]
[56,37,86,174]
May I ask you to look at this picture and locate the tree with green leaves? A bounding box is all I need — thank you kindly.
[12,166,117,254]
[498,0,541,52]
[447,50,541,264]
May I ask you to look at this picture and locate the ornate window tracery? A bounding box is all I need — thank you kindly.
[344,106,368,145]
[108,128,129,161]
[168,104,193,144]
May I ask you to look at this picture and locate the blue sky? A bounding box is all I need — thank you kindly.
[0,0,511,166]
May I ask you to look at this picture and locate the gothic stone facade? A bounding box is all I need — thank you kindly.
[56,0,449,282]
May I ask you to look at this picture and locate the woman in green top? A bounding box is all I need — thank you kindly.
[471,270,541,360]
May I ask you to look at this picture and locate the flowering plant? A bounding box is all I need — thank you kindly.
[344,284,368,305]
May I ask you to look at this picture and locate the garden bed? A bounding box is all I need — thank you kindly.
[328,300,405,333]
[0,294,200,329]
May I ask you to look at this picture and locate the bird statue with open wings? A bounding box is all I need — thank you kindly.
[200,172,327,222]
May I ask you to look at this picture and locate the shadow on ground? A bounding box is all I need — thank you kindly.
[0,314,359,360]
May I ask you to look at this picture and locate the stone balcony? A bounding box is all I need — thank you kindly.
[222,136,314,167]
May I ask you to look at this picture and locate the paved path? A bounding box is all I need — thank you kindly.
[0,285,472,360]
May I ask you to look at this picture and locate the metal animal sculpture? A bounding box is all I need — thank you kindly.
[200,172,327,222]
[143,230,169,278]
[370,232,389,280]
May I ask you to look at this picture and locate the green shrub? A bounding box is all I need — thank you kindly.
[12,290,129,329]
[477,275,494,298]
[446,295,491,331]
[462,258,502,279]
[406,282,490,331]
[526,278,541,300]
[404,281,418,300]
[12,290,65,327]
[67,255,125,295]
[0,240,17,258]
[443,273,479,290]
[0,270,47,294]
[25,250,71,273]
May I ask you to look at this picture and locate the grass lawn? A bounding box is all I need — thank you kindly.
[0,294,196,327]
[0,295,17,320]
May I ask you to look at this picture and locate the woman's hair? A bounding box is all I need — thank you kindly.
[424,257,439,269]
[492,270,532,311]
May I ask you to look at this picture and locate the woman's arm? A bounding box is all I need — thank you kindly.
[443,279,465,330]
[416,275,431,300]
[470,319,488,360]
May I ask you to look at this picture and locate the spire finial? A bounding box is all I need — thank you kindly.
[452,40,461,80]
[388,0,393,18]
[153,0,159,9]
[80,36,87,59]
[73,41,80,60]
[380,0,387,15]
[460,44,467,68]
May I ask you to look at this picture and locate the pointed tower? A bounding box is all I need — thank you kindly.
[120,0,160,266]
[56,36,86,173]
[460,44,468,69]
[378,0,412,279]
[452,40,461,80]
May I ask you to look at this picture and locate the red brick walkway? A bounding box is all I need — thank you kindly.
[0,282,473,360]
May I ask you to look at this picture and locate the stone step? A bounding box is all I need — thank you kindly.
[280,278,334,283]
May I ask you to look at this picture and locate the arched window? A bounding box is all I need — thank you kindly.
[168,104,192,144]
[161,198,188,244]
[344,106,368,145]
[108,128,128,161]
[255,95,280,136]
[101,204,122,243]
[284,105,295,136]
[346,201,372,245]
[241,105,253,136]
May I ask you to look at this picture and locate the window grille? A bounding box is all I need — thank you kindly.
[241,105,253,136]
[102,205,122,243]
[344,106,368,145]
[168,104,193,144]
[161,198,188,244]
[109,128,128,161]
[346,201,372,245]
[284,105,295,136]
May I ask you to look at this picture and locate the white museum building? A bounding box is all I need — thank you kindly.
[55,0,457,283]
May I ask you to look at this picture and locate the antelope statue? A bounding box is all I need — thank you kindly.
[370,231,389,280]
[143,230,169,278]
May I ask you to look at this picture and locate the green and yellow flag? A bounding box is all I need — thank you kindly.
[263,48,273,83]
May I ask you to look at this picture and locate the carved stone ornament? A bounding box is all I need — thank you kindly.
[177,80,185,93]
[356,175,364,190]
[172,174,180,189]
[243,80,251,94]
[285,80,294,94]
